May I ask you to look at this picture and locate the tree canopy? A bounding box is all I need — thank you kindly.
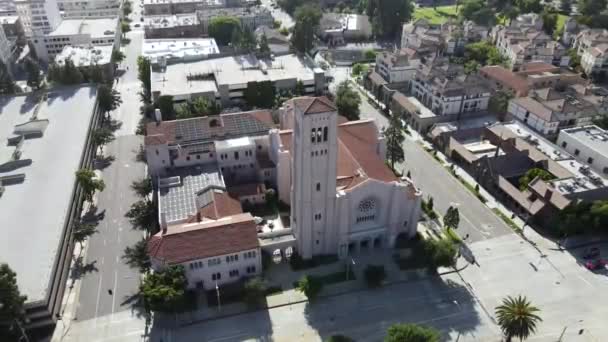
[244,81,276,108]
[91,127,115,153]
[366,0,414,38]
[465,41,507,66]
[76,168,105,203]
[0,263,28,341]
[296,275,323,301]
[553,199,608,235]
[24,58,42,90]
[122,238,150,273]
[292,4,322,53]
[443,206,460,230]
[209,16,242,46]
[176,97,221,119]
[519,168,555,190]
[125,199,157,235]
[335,81,361,121]
[98,84,122,114]
[385,323,441,342]
[384,113,405,170]
[48,59,84,85]
[140,265,188,312]
[460,0,496,26]
[495,295,542,342]
[72,221,98,249]
[137,57,152,103]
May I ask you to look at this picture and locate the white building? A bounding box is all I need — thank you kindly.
[31,17,120,62]
[148,213,262,290]
[508,85,605,136]
[144,97,422,267]
[57,0,121,19]
[557,125,608,176]
[374,50,419,84]
[15,0,62,36]
[572,29,608,76]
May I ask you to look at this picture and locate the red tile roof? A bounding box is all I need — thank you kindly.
[186,191,243,222]
[291,97,337,115]
[148,213,259,264]
[228,183,266,197]
[146,121,176,146]
[480,66,529,96]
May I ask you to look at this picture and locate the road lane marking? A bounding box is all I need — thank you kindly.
[111,270,118,314]
[94,273,103,321]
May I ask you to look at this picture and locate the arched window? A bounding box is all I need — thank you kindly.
[356,198,377,224]
[323,127,328,142]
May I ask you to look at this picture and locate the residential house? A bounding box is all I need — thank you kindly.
[572,28,608,76]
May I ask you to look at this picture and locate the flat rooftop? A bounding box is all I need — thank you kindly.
[159,165,225,223]
[151,54,319,98]
[0,86,98,302]
[144,0,223,5]
[197,7,271,20]
[144,13,198,29]
[560,125,608,156]
[143,38,220,64]
[49,18,118,38]
[54,45,113,67]
[406,96,435,119]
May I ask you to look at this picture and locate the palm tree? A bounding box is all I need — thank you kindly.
[495,295,542,342]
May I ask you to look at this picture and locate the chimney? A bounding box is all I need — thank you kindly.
[155,108,162,123]
[160,212,168,235]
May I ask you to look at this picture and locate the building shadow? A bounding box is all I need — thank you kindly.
[94,155,116,170]
[301,275,483,341]
[81,205,106,223]
[70,257,98,284]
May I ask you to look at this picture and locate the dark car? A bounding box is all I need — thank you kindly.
[585,259,606,271]
[583,247,600,260]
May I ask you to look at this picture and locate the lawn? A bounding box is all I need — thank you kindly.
[413,6,459,24]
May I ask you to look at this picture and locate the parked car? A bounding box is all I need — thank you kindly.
[585,259,606,271]
[583,247,600,260]
[134,23,140,27]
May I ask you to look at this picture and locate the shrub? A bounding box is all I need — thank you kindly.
[244,277,266,308]
[327,335,354,342]
[385,323,440,342]
[425,238,458,269]
[364,265,386,288]
[296,275,323,301]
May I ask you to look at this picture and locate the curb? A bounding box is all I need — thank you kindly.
[549,239,608,251]
[178,262,470,327]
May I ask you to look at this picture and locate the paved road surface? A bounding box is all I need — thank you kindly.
[76,29,146,321]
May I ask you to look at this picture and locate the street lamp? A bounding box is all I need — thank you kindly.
[215,282,221,312]
[345,257,356,281]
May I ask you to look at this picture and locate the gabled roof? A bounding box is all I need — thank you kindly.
[148,213,259,264]
[291,96,337,115]
[186,189,242,223]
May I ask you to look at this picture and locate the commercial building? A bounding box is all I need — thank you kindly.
[54,44,113,77]
[31,17,120,62]
[557,125,608,176]
[144,13,200,39]
[197,7,273,36]
[491,13,569,71]
[319,13,372,46]
[57,0,122,19]
[143,0,225,15]
[145,96,422,272]
[150,54,327,106]
[15,0,62,36]
[507,84,607,136]
[142,38,220,64]
[0,86,102,328]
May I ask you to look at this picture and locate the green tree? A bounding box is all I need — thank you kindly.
[122,238,150,273]
[292,4,322,53]
[175,103,193,119]
[351,63,369,76]
[495,295,542,342]
[364,49,376,60]
[239,26,257,52]
[489,90,512,120]
[137,57,152,103]
[516,0,543,13]
[192,96,220,116]
[258,33,271,57]
[24,58,42,89]
[0,61,16,94]
[76,168,105,203]
[519,168,555,190]
[384,113,405,170]
[91,127,115,154]
[578,0,607,17]
[123,0,132,16]
[295,80,306,96]
[560,0,572,13]
[244,81,276,108]
[464,60,480,74]
[51,58,84,85]
[72,221,98,250]
[244,277,266,308]
[112,49,126,64]
[125,200,157,234]
[0,264,28,341]
[443,206,460,230]
[140,265,188,312]
[131,177,153,200]
[209,16,242,46]
[335,81,360,121]
[296,275,323,301]
[385,323,440,342]
[98,84,122,115]
[327,335,354,342]
[541,9,558,36]
[460,0,496,26]
[425,238,458,268]
[121,21,131,39]
[157,95,175,120]
[366,0,414,38]
[364,265,386,288]
[465,41,506,66]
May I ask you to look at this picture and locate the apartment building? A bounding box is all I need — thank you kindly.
[57,0,121,19]
[508,84,607,136]
[15,0,62,36]
[143,0,226,15]
[144,13,200,38]
[198,7,272,36]
[401,19,488,57]
[491,13,569,71]
[570,29,608,76]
